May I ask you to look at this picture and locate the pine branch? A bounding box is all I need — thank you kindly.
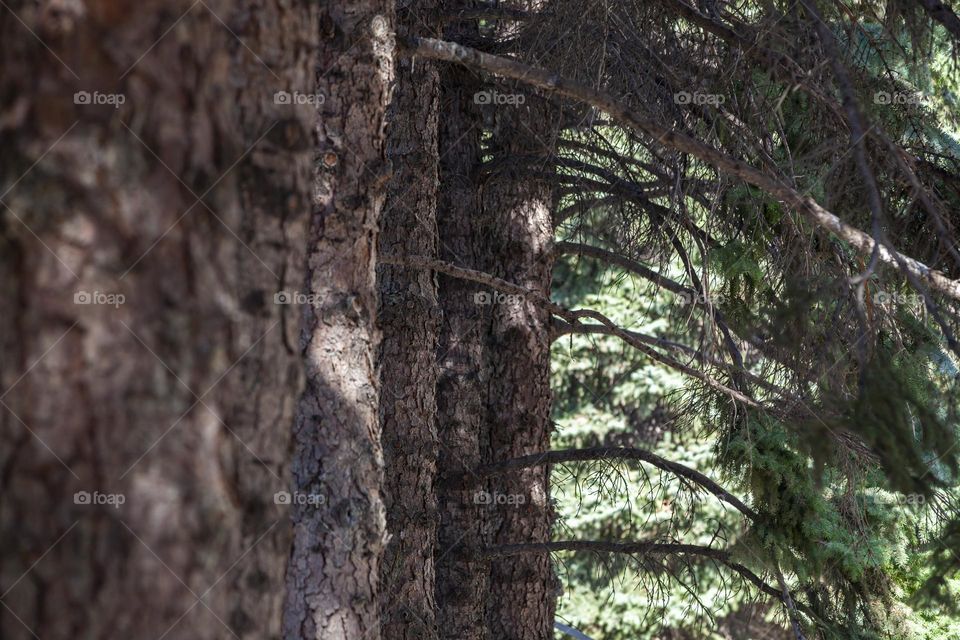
[474,446,759,520]
[483,540,732,561]
[483,540,818,621]
[380,253,761,406]
[400,36,960,303]
[555,241,691,296]
[552,319,696,354]
[663,0,845,123]
[553,321,793,400]
[560,307,760,406]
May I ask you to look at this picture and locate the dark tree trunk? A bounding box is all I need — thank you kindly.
[0,1,316,639]
[433,6,492,638]
[281,1,394,639]
[482,93,558,639]
[377,1,442,638]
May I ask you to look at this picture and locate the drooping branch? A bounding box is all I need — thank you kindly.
[555,194,621,224]
[556,241,693,296]
[400,36,960,303]
[483,540,732,561]
[482,540,817,620]
[798,0,960,366]
[380,254,761,407]
[552,319,695,354]
[554,321,794,400]
[557,241,741,367]
[690,0,960,280]
[475,446,759,520]
[553,242,843,390]
[803,0,886,270]
[659,0,849,136]
[566,308,760,406]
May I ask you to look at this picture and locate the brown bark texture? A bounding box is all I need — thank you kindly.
[481,89,558,639]
[433,3,493,637]
[282,1,394,639]
[376,1,442,638]
[0,1,316,639]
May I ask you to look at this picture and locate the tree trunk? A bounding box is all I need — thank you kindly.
[281,1,394,639]
[0,1,316,639]
[482,92,558,639]
[377,1,442,638]
[433,6,492,638]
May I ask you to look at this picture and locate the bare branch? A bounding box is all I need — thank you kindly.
[563,307,761,406]
[555,321,794,400]
[475,446,759,520]
[483,540,818,622]
[483,540,732,561]
[556,241,689,295]
[381,254,762,407]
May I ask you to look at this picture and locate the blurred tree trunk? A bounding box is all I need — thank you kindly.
[0,1,316,639]
[433,4,492,638]
[281,1,394,639]
[376,1,442,638]
[482,92,559,640]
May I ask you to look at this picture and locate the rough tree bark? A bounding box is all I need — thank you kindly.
[433,3,492,638]
[281,1,394,639]
[376,1,442,638]
[0,1,316,639]
[482,89,558,639]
